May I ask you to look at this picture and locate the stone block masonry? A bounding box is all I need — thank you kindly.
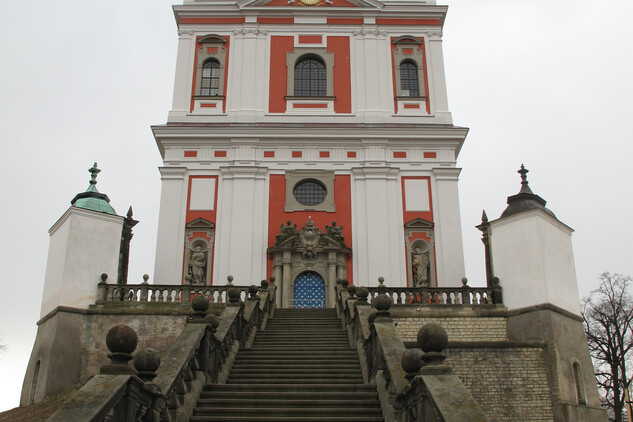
[448,347,554,422]
[394,315,508,343]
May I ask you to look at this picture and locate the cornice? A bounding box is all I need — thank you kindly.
[173,4,447,25]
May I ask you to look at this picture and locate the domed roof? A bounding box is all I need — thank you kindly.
[70,163,117,215]
[500,165,556,219]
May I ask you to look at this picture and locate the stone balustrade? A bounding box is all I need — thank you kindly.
[97,274,252,304]
[364,277,503,306]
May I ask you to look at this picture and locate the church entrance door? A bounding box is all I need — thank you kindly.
[293,271,326,308]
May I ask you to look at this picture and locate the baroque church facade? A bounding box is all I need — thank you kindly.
[17,0,609,420]
[151,0,466,308]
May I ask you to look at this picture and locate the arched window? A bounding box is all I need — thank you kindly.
[400,61,419,97]
[572,361,587,405]
[294,57,327,97]
[201,59,220,96]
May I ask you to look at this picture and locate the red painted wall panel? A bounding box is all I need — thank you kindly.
[269,36,294,113]
[327,36,351,114]
[267,175,353,282]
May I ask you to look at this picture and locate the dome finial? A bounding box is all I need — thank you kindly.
[89,162,101,186]
[517,164,533,194]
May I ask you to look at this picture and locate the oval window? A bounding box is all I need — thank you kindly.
[293,180,327,206]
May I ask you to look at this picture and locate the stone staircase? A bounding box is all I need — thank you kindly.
[191,308,384,421]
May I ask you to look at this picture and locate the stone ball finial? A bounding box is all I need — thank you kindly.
[106,325,138,355]
[261,279,269,289]
[228,287,241,305]
[461,277,468,286]
[378,276,385,285]
[100,273,108,283]
[248,284,259,300]
[227,275,234,285]
[417,323,448,353]
[269,275,276,284]
[401,349,423,380]
[355,286,369,304]
[191,295,210,313]
[492,277,500,286]
[336,278,343,285]
[347,284,357,297]
[101,325,138,375]
[341,279,349,288]
[373,293,392,312]
[134,348,161,378]
[143,274,150,284]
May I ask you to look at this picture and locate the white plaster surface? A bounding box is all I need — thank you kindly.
[404,178,430,211]
[432,168,465,286]
[153,167,187,285]
[40,207,123,318]
[489,209,581,316]
[189,177,215,211]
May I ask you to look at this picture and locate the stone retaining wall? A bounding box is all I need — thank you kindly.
[394,315,508,343]
[447,346,553,422]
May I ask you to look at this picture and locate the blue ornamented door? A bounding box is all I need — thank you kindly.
[293,272,326,308]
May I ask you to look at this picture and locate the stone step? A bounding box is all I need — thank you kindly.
[227,378,364,384]
[193,407,382,417]
[195,398,380,408]
[231,363,360,370]
[230,368,361,375]
[204,383,377,392]
[191,416,383,421]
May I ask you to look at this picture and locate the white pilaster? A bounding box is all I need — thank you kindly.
[169,31,195,120]
[432,167,465,286]
[153,167,187,285]
[426,31,451,122]
[215,166,269,284]
[351,166,406,286]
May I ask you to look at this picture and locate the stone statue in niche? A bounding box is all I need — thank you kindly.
[411,245,430,287]
[186,243,208,285]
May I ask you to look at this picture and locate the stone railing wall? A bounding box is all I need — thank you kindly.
[336,282,490,421]
[49,282,276,422]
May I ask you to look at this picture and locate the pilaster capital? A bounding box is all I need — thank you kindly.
[159,166,187,180]
[431,167,461,181]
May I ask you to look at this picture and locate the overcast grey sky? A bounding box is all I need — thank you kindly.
[1,0,632,412]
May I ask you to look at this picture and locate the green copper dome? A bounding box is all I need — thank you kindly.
[70,163,117,215]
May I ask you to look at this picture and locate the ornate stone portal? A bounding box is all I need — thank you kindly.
[268,218,351,308]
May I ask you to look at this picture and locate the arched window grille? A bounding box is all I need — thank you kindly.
[400,61,420,97]
[201,59,220,96]
[294,57,327,97]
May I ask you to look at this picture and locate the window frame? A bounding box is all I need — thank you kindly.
[194,34,228,99]
[392,36,427,100]
[286,49,335,99]
[285,171,335,212]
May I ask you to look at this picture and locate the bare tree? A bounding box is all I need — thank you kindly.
[582,273,633,422]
